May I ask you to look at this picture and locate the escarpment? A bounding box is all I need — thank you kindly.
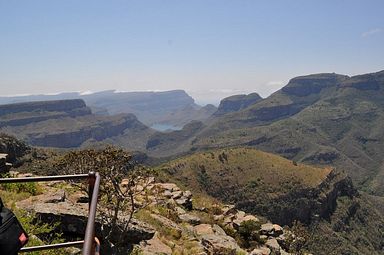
[27,114,148,148]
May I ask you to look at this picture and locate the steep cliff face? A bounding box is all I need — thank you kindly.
[27,114,148,148]
[282,73,348,96]
[339,73,381,90]
[237,169,356,226]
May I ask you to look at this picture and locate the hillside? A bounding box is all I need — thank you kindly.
[158,147,384,255]
[159,148,335,224]
[1,140,314,255]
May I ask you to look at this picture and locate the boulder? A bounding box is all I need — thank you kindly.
[171,190,183,199]
[211,225,227,236]
[183,190,192,199]
[175,206,186,215]
[157,183,180,192]
[222,205,237,216]
[265,238,282,254]
[175,197,192,210]
[260,223,284,237]
[139,235,172,255]
[163,190,173,198]
[150,214,182,236]
[45,190,66,203]
[250,247,271,255]
[194,224,214,235]
[201,234,242,255]
[213,214,224,221]
[178,213,201,225]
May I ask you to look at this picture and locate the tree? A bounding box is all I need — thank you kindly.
[54,146,153,251]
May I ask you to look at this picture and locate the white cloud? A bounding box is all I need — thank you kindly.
[361,28,382,38]
[79,90,94,95]
[267,81,284,86]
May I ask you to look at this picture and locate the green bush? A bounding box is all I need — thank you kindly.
[1,181,42,195]
[237,220,263,248]
[15,209,69,255]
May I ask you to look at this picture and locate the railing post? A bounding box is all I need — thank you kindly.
[0,172,101,254]
[88,172,96,210]
[83,172,100,255]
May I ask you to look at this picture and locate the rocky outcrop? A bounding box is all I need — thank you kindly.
[214,93,262,116]
[16,186,156,246]
[339,73,380,90]
[138,234,173,255]
[0,133,30,163]
[0,153,12,173]
[201,233,242,255]
[13,171,309,255]
[282,73,347,97]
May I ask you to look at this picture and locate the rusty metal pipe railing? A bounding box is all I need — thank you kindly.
[20,240,85,252]
[0,173,90,183]
[0,172,101,255]
[83,172,100,255]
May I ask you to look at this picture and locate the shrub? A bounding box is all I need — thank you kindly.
[237,220,263,248]
[0,175,42,195]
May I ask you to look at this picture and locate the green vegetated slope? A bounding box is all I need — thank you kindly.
[148,70,384,196]
[160,147,334,225]
[159,147,384,255]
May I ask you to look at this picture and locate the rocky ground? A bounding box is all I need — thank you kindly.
[11,171,310,255]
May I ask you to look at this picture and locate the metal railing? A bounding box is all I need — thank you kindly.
[0,172,101,255]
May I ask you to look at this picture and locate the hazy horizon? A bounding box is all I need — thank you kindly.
[1,0,383,104]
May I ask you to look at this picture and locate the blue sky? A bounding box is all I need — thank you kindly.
[0,0,383,104]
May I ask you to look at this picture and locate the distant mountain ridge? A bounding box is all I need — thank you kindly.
[0,99,153,149]
[0,90,217,128]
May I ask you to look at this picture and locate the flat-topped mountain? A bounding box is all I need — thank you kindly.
[213,93,262,116]
[0,99,89,116]
[0,99,91,128]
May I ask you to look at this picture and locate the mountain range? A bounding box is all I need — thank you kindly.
[2,69,384,254]
[0,90,216,129]
[148,70,384,196]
